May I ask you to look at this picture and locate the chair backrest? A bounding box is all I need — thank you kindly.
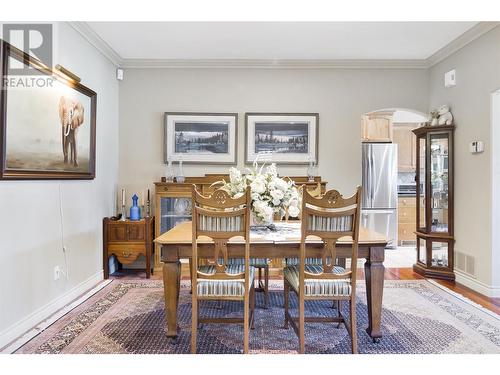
[299,186,362,283]
[192,185,251,279]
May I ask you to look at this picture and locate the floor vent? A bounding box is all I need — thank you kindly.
[454,250,476,278]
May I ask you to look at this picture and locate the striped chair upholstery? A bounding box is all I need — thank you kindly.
[227,258,269,308]
[306,214,353,232]
[197,264,256,297]
[197,214,244,232]
[285,257,324,266]
[228,258,269,267]
[283,265,351,297]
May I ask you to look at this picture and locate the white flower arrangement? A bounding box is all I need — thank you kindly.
[217,161,301,225]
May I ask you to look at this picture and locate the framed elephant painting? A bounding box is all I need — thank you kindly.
[0,40,97,180]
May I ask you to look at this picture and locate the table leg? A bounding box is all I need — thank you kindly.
[364,245,385,342]
[163,260,181,338]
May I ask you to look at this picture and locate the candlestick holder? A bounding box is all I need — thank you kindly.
[120,204,127,221]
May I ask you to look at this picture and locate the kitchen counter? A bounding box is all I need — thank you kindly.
[398,193,416,197]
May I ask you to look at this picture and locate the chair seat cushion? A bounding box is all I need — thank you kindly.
[283,265,352,297]
[227,258,269,268]
[197,264,255,297]
[285,257,324,266]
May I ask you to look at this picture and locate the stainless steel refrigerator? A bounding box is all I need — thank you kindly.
[361,143,398,248]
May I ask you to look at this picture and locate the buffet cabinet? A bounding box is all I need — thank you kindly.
[103,217,155,278]
[154,174,327,271]
[413,125,455,280]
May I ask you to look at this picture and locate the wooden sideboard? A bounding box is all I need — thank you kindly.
[103,217,155,278]
[154,174,327,271]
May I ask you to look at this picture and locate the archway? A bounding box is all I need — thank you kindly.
[361,108,428,267]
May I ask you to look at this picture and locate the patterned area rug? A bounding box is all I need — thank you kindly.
[16,279,500,354]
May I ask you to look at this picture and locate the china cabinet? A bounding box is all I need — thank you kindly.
[413,124,455,280]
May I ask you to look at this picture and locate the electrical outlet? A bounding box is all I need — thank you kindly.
[54,266,61,281]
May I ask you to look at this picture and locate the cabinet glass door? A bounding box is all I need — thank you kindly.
[417,238,427,265]
[418,136,426,230]
[160,197,192,235]
[430,241,449,268]
[430,133,449,234]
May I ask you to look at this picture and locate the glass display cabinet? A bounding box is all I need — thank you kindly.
[413,124,455,280]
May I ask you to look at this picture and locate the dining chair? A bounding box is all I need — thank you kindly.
[227,257,269,308]
[191,185,255,354]
[283,186,362,354]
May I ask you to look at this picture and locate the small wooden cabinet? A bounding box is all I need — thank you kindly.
[361,114,393,143]
[103,217,155,278]
[393,124,417,172]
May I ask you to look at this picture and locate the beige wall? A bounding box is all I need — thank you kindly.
[118,67,428,201]
[0,22,120,346]
[428,26,500,294]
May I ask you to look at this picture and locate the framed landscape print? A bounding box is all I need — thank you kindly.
[245,113,319,164]
[0,41,97,180]
[164,112,237,164]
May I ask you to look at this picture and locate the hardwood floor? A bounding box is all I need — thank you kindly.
[110,266,500,315]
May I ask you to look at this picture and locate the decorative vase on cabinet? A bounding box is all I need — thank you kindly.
[413,124,455,280]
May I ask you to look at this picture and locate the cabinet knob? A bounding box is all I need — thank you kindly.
[403,229,407,234]
[403,212,407,216]
[403,199,407,204]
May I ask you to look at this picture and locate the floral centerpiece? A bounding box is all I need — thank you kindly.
[216,161,301,225]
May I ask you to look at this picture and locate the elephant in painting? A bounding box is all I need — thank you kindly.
[58,96,85,167]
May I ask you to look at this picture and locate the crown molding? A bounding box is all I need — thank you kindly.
[68,21,499,70]
[120,58,428,69]
[425,21,500,68]
[67,21,123,67]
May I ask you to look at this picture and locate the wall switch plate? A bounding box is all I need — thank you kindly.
[116,68,124,81]
[470,140,484,154]
[445,69,456,88]
[54,266,61,281]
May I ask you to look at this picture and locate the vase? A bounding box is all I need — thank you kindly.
[130,194,140,221]
[250,211,273,228]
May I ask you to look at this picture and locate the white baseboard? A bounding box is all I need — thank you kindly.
[455,270,500,298]
[0,270,105,350]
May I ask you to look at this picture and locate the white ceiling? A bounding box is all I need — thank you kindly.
[86,22,478,61]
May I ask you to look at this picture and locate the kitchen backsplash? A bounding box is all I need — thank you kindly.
[398,172,416,185]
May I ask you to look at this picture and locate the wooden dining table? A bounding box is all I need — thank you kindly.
[155,221,388,342]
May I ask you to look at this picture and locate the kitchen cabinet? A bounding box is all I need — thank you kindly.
[361,114,393,143]
[393,124,417,172]
[398,197,416,245]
